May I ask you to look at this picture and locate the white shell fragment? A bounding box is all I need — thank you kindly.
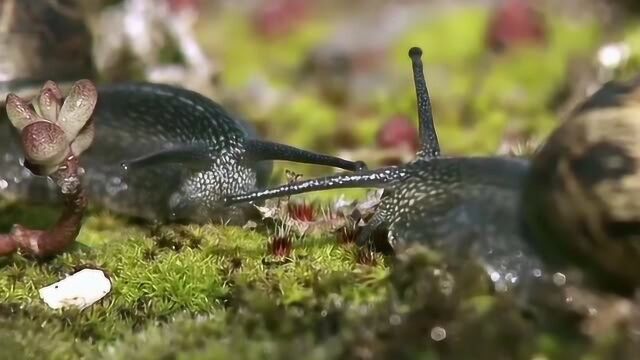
[39,269,112,310]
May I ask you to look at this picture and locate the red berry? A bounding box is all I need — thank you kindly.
[486,0,547,53]
[253,0,309,38]
[376,116,419,153]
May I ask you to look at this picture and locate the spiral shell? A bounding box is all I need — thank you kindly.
[524,78,640,292]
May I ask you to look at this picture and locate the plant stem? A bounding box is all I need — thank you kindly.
[0,155,87,257]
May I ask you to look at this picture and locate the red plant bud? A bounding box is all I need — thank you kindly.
[58,79,97,141]
[40,80,65,101]
[21,121,69,170]
[269,235,293,258]
[5,94,39,131]
[486,0,547,53]
[38,86,63,122]
[376,116,419,152]
[71,120,95,156]
[287,200,316,222]
[337,225,359,245]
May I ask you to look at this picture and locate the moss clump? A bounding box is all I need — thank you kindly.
[0,202,389,358]
[3,202,640,359]
[11,244,622,360]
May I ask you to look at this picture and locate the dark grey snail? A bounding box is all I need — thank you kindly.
[227,47,541,292]
[0,82,366,224]
[226,47,640,294]
[0,0,365,225]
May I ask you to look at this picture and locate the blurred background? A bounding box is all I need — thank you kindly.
[3,0,640,193]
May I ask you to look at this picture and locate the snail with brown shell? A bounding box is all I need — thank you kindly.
[227,49,640,295]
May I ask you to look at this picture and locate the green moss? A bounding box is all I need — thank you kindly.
[2,203,638,359]
[0,203,390,358]
[197,11,330,89]
[383,10,601,155]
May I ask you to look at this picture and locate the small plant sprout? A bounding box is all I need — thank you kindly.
[287,200,317,222]
[268,220,296,258]
[0,80,97,257]
[336,217,360,245]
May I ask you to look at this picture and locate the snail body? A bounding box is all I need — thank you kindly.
[1,0,366,224]
[228,159,543,293]
[375,156,538,291]
[1,82,365,224]
[227,48,640,294]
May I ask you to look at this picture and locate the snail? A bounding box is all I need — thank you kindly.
[226,47,640,294]
[0,0,366,224]
[0,82,366,224]
[0,0,368,225]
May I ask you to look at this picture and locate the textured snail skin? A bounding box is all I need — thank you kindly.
[377,156,541,292]
[227,154,543,293]
[0,82,363,224]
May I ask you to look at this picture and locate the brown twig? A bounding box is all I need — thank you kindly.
[0,156,86,257]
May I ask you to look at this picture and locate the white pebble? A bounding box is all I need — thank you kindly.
[430,326,447,341]
[39,269,112,310]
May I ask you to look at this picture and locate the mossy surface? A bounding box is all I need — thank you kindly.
[2,219,633,359]
[0,203,389,358]
[3,3,640,359]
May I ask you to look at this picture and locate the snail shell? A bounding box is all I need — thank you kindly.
[524,78,640,293]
